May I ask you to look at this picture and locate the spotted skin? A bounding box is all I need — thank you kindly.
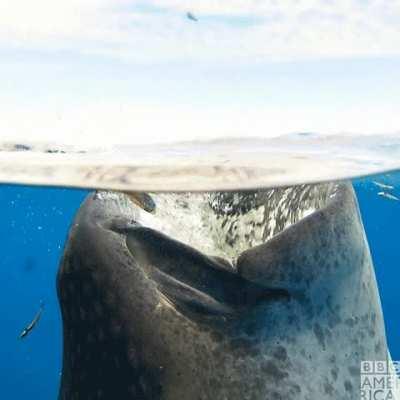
[57,183,391,399]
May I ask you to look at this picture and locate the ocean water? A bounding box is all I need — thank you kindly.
[0,172,399,398]
[0,186,87,399]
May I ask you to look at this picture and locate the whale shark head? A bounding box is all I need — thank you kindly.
[57,182,387,400]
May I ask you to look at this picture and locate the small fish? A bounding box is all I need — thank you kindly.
[125,192,156,213]
[186,12,198,22]
[19,301,44,339]
[377,192,400,201]
[373,181,394,190]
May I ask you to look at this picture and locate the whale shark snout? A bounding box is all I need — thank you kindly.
[57,183,390,400]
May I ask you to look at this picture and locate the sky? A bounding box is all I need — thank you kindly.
[0,0,400,145]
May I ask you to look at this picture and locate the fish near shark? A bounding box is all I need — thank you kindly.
[19,301,44,339]
[57,182,394,399]
[186,12,198,22]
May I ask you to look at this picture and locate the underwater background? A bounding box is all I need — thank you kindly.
[0,174,399,399]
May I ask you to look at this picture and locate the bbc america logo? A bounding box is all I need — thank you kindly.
[360,361,400,399]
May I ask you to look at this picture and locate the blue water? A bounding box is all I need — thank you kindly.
[354,174,400,360]
[0,186,87,399]
[0,176,399,398]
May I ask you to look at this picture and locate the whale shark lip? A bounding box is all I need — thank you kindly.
[100,182,341,315]
[113,222,291,316]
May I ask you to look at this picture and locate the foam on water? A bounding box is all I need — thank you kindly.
[0,133,400,191]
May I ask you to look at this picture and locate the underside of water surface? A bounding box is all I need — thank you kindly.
[1,133,400,191]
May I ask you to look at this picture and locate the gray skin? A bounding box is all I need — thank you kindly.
[57,182,389,400]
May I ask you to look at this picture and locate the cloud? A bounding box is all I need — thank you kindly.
[0,0,400,63]
[1,2,398,146]
[1,98,399,146]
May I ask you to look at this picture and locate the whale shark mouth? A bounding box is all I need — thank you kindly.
[85,182,341,317]
[122,183,339,266]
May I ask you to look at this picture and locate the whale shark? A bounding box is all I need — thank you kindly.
[57,182,396,399]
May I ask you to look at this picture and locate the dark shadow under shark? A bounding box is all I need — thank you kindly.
[57,182,393,399]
